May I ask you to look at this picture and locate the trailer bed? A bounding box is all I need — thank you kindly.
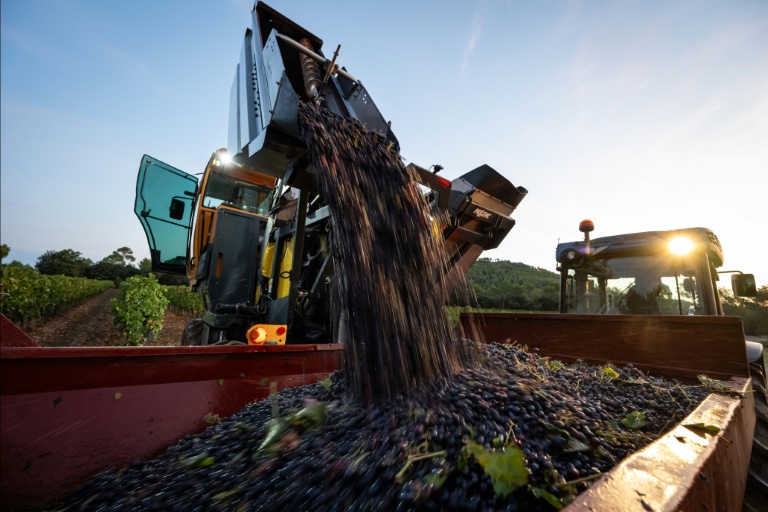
[1,313,757,510]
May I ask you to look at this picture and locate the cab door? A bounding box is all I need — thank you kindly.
[134,155,198,275]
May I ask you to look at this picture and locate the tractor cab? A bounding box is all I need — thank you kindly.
[556,221,757,316]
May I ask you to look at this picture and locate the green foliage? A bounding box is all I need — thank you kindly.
[85,248,141,286]
[161,285,203,314]
[138,258,153,276]
[697,374,739,394]
[257,403,329,455]
[4,260,32,269]
[465,260,559,311]
[111,275,169,345]
[258,418,288,454]
[155,272,190,286]
[0,244,9,263]
[622,411,647,429]
[0,265,113,324]
[530,487,564,509]
[463,441,529,497]
[35,249,92,277]
[104,247,136,266]
[719,286,768,335]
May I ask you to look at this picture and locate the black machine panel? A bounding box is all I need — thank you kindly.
[203,210,267,311]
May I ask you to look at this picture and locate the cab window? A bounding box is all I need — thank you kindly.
[203,172,273,215]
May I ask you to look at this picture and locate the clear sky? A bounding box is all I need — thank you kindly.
[2,0,767,286]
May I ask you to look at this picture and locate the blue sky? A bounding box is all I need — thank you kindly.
[2,0,767,286]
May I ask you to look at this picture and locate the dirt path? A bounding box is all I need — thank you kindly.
[25,289,192,347]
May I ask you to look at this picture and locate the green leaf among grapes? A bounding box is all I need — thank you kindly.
[563,437,591,453]
[197,456,215,468]
[603,367,619,379]
[548,360,565,371]
[622,411,647,429]
[257,418,287,454]
[697,375,740,395]
[289,402,327,430]
[530,486,564,510]
[464,442,529,497]
[182,451,214,469]
[423,470,448,489]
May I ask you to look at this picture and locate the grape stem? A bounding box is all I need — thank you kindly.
[556,472,605,488]
[395,450,447,483]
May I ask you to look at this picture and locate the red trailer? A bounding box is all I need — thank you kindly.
[0,314,341,508]
[1,312,763,510]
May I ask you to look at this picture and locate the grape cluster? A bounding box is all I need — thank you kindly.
[51,342,711,511]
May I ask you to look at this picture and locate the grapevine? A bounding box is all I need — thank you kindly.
[111,275,169,345]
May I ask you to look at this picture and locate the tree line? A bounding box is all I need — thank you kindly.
[0,244,187,286]
[720,286,768,336]
[464,258,560,311]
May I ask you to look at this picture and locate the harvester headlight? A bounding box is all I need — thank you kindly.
[216,152,233,167]
[669,236,694,255]
[565,249,578,261]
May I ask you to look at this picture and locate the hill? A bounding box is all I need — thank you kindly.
[464,259,560,311]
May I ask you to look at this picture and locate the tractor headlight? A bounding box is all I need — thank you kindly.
[669,236,694,255]
[561,248,583,266]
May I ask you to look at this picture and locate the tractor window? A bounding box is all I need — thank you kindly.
[563,255,707,315]
[203,172,273,215]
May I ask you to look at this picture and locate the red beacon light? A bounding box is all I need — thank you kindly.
[579,219,595,233]
[579,219,595,244]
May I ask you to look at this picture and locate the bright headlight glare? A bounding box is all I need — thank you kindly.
[217,152,232,165]
[669,236,694,255]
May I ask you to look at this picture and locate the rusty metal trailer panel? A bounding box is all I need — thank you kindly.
[0,341,342,508]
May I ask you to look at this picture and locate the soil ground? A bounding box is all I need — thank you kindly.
[24,289,194,347]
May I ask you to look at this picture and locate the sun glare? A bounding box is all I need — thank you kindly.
[669,236,694,255]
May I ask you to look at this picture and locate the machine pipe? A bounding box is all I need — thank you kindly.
[276,34,358,84]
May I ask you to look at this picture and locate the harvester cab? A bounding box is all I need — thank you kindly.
[134,1,527,345]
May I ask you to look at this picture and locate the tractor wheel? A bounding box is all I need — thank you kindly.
[180,318,205,346]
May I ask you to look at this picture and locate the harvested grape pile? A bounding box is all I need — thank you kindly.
[53,343,712,511]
